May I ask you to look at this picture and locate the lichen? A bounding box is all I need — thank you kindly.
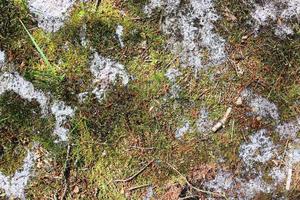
[116,25,125,48]
[51,101,75,142]
[0,146,37,200]
[27,0,76,32]
[239,129,278,168]
[90,52,129,101]
[0,72,74,141]
[251,0,300,37]
[144,0,227,70]
[241,89,280,122]
[276,116,300,139]
[175,121,190,139]
[196,108,213,133]
[0,72,49,116]
[0,50,5,66]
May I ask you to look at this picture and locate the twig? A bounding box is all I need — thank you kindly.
[128,146,156,151]
[211,107,232,132]
[286,143,293,191]
[114,159,155,183]
[61,144,72,200]
[166,162,227,199]
[179,195,200,200]
[127,184,151,192]
[95,0,101,11]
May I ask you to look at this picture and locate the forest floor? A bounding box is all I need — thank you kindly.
[0,0,300,199]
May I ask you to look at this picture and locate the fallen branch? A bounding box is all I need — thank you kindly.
[166,162,227,199]
[211,107,232,132]
[114,159,155,183]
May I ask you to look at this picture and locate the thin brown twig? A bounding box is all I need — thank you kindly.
[114,159,155,183]
[61,144,72,200]
[166,162,228,199]
[179,195,200,200]
[127,184,151,192]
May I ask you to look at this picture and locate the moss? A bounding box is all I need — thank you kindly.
[0,92,53,174]
[1,0,300,198]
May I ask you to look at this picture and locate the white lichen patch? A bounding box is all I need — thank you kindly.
[241,89,280,121]
[204,170,275,199]
[116,25,125,48]
[165,68,181,99]
[0,72,49,116]
[196,108,213,133]
[275,23,294,37]
[0,72,74,141]
[275,116,300,139]
[204,170,235,194]
[175,121,190,139]
[77,92,89,103]
[144,0,227,70]
[143,186,154,200]
[27,0,76,32]
[269,166,286,185]
[251,0,300,37]
[144,0,180,16]
[251,2,277,32]
[80,24,89,48]
[0,50,5,67]
[239,129,278,168]
[90,52,129,101]
[51,101,75,142]
[165,68,181,83]
[239,174,273,200]
[0,147,37,200]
